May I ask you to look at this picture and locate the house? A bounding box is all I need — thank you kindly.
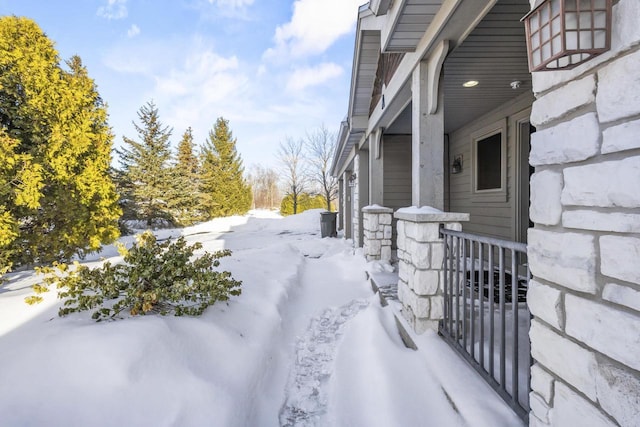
[331,0,640,425]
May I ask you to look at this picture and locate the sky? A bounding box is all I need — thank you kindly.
[0,0,364,170]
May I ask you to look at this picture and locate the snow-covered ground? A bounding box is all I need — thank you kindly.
[0,209,523,426]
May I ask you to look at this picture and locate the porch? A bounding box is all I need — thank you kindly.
[364,206,532,420]
[334,1,640,426]
[331,0,535,421]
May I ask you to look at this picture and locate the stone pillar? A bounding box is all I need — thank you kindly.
[394,207,469,334]
[411,60,444,210]
[526,1,640,425]
[363,205,393,261]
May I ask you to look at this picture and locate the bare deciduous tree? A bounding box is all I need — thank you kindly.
[306,124,338,211]
[247,165,281,209]
[278,137,307,215]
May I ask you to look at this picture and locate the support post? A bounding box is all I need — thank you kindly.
[411,60,445,210]
[369,131,384,206]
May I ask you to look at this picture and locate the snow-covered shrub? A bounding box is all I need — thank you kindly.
[27,231,242,320]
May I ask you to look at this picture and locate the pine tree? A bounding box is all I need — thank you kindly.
[0,17,120,268]
[167,127,203,225]
[199,118,252,218]
[118,101,173,226]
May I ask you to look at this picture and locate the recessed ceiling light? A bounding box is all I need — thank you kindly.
[463,80,479,88]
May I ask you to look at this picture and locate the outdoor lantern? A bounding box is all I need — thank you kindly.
[451,155,463,174]
[522,0,612,72]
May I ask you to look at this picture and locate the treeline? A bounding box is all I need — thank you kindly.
[116,101,251,231]
[0,16,250,272]
[277,125,338,216]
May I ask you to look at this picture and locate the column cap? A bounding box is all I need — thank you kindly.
[394,206,470,223]
[363,204,393,214]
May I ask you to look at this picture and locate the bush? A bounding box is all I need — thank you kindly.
[280,193,326,216]
[27,231,242,320]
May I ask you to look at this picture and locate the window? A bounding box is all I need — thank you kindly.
[471,119,506,197]
[476,132,502,190]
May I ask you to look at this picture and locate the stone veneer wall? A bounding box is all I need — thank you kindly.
[526,1,640,426]
[394,208,469,333]
[362,206,393,261]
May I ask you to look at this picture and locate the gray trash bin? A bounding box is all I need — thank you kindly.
[320,211,337,238]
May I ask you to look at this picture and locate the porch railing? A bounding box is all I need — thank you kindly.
[439,228,531,420]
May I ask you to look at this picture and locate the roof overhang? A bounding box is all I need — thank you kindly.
[331,119,364,177]
[369,0,392,16]
[331,6,383,177]
[381,0,445,52]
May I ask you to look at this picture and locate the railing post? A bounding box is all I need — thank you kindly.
[394,207,469,333]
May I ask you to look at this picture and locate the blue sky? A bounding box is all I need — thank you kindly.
[0,0,364,170]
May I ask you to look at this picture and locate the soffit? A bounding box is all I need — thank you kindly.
[351,31,381,118]
[384,0,445,52]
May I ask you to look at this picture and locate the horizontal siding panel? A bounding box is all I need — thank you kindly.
[384,135,411,212]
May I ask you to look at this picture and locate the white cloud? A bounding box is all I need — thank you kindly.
[103,34,349,170]
[207,0,254,8]
[265,0,362,59]
[286,62,343,92]
[127,24,140,38]
[97,0,128,20]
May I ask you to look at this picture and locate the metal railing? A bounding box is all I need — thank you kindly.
[439,228,531,420]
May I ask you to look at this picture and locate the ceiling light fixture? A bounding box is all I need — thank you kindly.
[463,80,479,88]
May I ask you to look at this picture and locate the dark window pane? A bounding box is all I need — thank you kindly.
[477,133,502,190]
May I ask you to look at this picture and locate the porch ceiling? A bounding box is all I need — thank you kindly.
[380,0,533,137]
[384,0,445,52]
[443,0,531,133]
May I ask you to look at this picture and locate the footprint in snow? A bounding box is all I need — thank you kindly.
[279,299,369,427]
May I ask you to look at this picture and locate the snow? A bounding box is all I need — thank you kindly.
[0,208,523,426]
[396,205,443,214]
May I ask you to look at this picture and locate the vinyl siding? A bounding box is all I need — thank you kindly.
[383,135,412,210]
[447,92,533,242]
[383,134,412,249]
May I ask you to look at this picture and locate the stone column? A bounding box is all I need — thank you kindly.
[525,2,640,425]
[394,207,469,333]
[363,205,393,261]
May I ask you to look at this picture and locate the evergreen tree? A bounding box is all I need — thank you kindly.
[0,17,120,268]
[199,118,251,218]
[118,101,173,226]
[167,127,203,225]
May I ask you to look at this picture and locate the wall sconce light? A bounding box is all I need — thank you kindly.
[348,173,357,187]
[451,155,463,174]
[522,0,612,72]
